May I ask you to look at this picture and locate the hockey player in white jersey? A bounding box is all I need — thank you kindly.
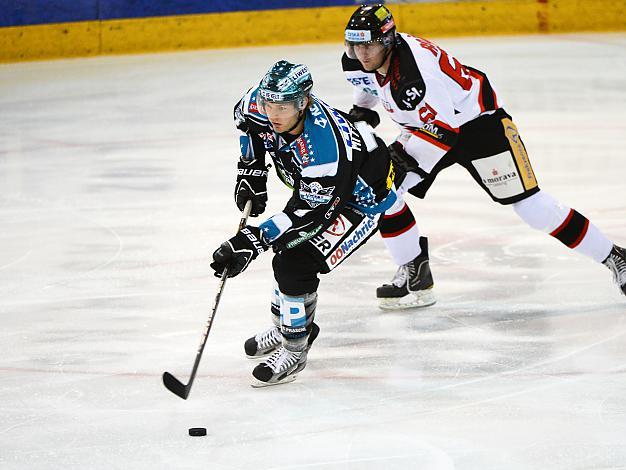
[210,60,398,386]
[342,4,626,299]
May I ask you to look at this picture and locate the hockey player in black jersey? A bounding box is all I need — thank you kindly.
[341,4,626,299]
[210,60,398,386]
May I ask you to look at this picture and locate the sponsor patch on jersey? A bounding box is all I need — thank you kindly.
[299,181,335,209]
[471,151,525,200]
[325,215,349,237]
[347,76,373,86]
[327,215,377,268]
[295,136,312,167]
[285,224,323,249]
[420,122,442,139]
[310,214,354,256]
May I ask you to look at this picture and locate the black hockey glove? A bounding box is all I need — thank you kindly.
[210,226,269,278]
[235,160,269,217]
[387,141,421,174]
[347,105,381,128]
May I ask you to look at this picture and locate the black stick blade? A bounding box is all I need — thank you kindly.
[162,371,190,400]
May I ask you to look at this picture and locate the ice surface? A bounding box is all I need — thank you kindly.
[1,33,625,469]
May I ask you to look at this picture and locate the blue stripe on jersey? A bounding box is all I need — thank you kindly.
[281,98,339,171]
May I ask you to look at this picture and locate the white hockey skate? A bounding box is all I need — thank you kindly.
[603,245,626,297]
[251,346,308,387]
[244,323,320,358]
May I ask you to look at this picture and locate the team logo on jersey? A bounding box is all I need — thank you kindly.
[299,181,335,208]
[399,81,425,111]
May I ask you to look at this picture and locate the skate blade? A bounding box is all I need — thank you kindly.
[378,290,437,310]
[250,374,297,388]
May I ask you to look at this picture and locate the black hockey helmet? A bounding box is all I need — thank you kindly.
[344,4,397,52]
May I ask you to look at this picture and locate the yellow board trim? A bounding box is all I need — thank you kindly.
[502,117,538,190]
[1,0,625,62]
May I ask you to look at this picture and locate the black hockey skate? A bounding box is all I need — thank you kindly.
[377,236,436,310]
[251,346,309,387]
[244,323,320,358]
[603,245,626,296]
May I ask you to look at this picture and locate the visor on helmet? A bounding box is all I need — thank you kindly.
[344,21,395,60]
[257,96,304,120]
[257,89,307,118]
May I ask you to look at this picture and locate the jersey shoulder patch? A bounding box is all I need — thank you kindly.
[389,36,426,111]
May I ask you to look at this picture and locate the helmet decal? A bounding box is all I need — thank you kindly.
[344,4,396,46]
[258,60,313,104]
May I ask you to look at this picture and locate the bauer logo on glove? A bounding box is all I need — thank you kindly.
[210,226,269,278]
[234,160,269,217]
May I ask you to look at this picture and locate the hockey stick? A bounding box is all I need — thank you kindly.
[162,200,253,399]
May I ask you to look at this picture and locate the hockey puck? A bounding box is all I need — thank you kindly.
[188,427,207,436]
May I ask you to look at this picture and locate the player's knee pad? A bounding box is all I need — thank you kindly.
[279,291,317,352]
[512,190,570,233]
[272,249,321,296]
